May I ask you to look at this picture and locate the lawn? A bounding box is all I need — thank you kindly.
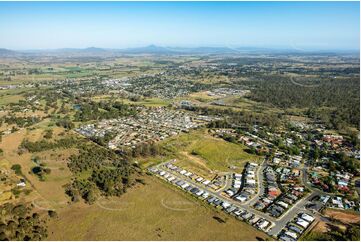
[47,176,269,241]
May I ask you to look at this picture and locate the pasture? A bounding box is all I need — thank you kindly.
[47,176,269,241]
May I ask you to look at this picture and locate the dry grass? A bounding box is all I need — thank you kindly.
[0,120,268,240]
[323,208,360,225]
[47,176,269,241]
[0,127,74,204]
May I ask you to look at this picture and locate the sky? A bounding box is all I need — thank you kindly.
[0,1,359,50]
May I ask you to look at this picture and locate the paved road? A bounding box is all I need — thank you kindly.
[217,173,232,193]
[153,162,276,222]
[268,191,315,236]
[301,162,332,197]
[244,159,266,206]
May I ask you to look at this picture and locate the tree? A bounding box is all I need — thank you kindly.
[43,129,53,139]
[48,210,57,218]
[84,189,97,204]
[0,232,7,241]
[11,164,22,175]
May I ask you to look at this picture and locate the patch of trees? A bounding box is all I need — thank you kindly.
[67,144,121,173]
[65,179,99,204]
[55,117,74,129]
[10,164,22,176]
[248,75,359,130]
[123,142,162,158]
[2,115,41,128]
[74,100,137,122]
[19,136,78,153]
[43,129,53,139]
[65,143,134,204]
[0,203,48,241]
[90,132,116,147]
[273,138,301,156]
[333,152,360,176]
[205,108,281,129]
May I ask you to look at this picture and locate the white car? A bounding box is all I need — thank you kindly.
[196,190,204,196]
[202,192,210,198]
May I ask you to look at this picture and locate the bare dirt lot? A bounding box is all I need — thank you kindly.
[324,208,360,225]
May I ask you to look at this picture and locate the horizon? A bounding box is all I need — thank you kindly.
[1,44,360,53]
[0,1,360,51]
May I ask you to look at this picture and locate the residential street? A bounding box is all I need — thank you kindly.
[151,160,322,237]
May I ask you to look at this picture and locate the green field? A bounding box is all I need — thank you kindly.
[140,129,262,177]
[0,94,23,105]
[187,134,262,171]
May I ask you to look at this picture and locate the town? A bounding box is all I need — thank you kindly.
[147,122,359,240]
[76,107,218,150]
[0,34,359,242]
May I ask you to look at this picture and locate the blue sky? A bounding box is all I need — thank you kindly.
[0,1,359,50]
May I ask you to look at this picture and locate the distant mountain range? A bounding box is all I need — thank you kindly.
[0,45,358,57]
[0,48,18,56]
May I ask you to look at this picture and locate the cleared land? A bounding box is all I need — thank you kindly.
[138,130,262,178]
[47,176,269,241]
[143,130,263,176]
[323,208,360,225]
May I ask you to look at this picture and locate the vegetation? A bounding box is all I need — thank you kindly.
[32,165,51,181]
[203,107,281,129]
[74,100,137,122]
[303,223,360,241]
[65,143,134,204]
[19,136,78,153]
[1,115,41,128]
[10,164,22,176]
[0,203,48,240]
[247,75,359,130]
[55,118,74,129]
